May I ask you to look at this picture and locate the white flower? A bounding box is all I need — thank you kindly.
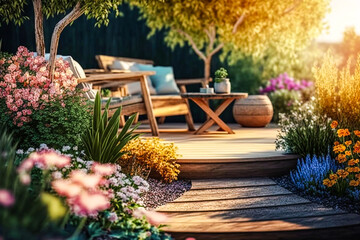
[107,212,118,222]
[16,149,24,155]
[62,146,71,152]
[52,171,62,179]
[39,143,48,150]
[26,147,35,154]
[73,146,78,151]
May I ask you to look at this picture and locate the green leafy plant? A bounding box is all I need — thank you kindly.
[214,67,229,83]
[276,101,335,157]
[82,92,140,163]
[0,127,67,240]
[101,88,112,97]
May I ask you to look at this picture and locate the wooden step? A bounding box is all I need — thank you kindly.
[163,203,345,223]
[157,194,310,212]
[177,155,299,179]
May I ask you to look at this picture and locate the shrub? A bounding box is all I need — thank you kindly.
[276,101,335,157]
[82,92,140,163]
[322,122,360,199]
[290,154,338,195]
[313,51,360,128]
[120,138,180,183]
[0,47,91,150]
[260,73,313,122]
[15,143,171,239]
[0,129,67,240]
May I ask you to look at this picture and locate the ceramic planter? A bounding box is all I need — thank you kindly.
[214,78,231,93]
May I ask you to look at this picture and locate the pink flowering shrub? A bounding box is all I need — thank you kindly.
[0,47,91,149]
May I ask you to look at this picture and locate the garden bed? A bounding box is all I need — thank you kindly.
[272,175,360,214]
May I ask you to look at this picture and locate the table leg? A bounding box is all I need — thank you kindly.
[191,98,235,134]
[140,75,159,136]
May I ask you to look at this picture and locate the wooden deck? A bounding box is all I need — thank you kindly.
[137,123,360,239]
[157,178,360,240]
[140,123,299,178]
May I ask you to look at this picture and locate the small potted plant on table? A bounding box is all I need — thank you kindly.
[214,67,231,93]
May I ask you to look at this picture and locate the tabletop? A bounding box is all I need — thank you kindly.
[181,92,248,99]
[78,71,156,83]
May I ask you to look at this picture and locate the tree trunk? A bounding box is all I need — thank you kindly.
[32,0,45,56]
[48,2,84,81]
[204,57,212,86]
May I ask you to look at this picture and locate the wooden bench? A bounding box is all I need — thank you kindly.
[95,55,209,131]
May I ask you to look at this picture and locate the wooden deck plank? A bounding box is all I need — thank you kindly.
[157,194,310,212]
[173,185,292,202]
[163,203,345,223]
[163,213,360,233]
[191,178,276,190]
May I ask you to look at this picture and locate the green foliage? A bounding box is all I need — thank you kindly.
[276,101,335,157]
[132,0,329,72]
[0,92,92,150]
[214,67,228,83]
[82,92,140,163]
[0,0,29,26]
[0,128,67,239]
[269,90,301,123]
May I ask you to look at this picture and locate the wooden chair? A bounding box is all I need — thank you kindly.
[95,55,209,131]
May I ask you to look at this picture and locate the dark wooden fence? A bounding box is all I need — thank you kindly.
[0,3,261,123]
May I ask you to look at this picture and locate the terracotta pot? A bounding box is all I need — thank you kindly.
[232,95,273,127]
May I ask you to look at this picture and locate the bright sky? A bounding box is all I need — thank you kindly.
[317,0,360,42]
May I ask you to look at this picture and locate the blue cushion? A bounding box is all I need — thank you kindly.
[136,64,180,95]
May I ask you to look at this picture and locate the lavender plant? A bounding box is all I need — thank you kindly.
[290,154,338,195]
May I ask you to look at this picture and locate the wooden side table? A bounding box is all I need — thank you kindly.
[181,93,248,134]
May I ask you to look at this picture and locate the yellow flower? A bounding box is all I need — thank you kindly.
[336,154,347,163]
[345,151,352,156]
[355,173,360,179]
[329,173,338,180]
[334,141,340,146]
[323,178,332,187]
[330,120,338,129]
[337,129,350,137]
[333,144,346,153]
[354,141,360,154]
[345,140,352,146]
[353,167,360,172]
[336,169,349,179]
[354,130,360,137]
[349,180,360,187]
[348,159,359,166]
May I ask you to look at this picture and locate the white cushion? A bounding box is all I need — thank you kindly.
[109,60,156,95]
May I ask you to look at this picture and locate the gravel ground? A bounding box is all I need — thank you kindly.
[143,178,192,209]
[272,175,360,214]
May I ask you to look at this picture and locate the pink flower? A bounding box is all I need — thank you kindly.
[19,173,31,185]
[72,191,110,216]
[107,212,119,222]
[52,179,83,198]
[133,207,168,226]
[0,189,15,207]
[70,170,104,189]
[185,238,196,240]
[91,163,116,176]
[42,151,71,168]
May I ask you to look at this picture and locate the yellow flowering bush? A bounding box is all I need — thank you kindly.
[323,121,360,195]
[313,52,360,128]
[119,138,180,183]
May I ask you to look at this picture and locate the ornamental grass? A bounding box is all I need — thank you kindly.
[313,51,360,128]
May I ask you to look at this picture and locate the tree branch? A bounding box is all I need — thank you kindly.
[209,43,224,57]
[204,25,215,55]
[49,2,85,81]
[283,0,303,15]
[176,28,207,61]
[232,13,246,34]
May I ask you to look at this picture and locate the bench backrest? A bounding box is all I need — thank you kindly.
[96,55,154,71]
